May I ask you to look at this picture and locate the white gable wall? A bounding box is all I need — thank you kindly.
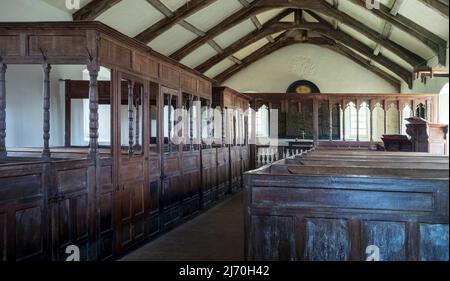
[222,44,398,93]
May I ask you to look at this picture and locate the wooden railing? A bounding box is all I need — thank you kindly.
[256,145,315,168]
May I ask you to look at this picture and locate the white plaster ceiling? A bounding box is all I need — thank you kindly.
[39,0,449,85]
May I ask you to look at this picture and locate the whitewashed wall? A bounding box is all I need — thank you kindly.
[5,65,85,147]
[222,44,398,93]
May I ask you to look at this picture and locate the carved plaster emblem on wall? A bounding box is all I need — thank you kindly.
[289,56,316,80]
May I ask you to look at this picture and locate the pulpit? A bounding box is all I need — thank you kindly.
[406,117,448,155]
[381,135,413,152]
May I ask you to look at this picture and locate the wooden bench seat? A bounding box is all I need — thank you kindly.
[244,150,449,261]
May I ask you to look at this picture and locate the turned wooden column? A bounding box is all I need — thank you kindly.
[383,100,388,135]
[135,87,141,150]
[329,100,333,141]
[312,99,319,144]
[168,94,173,153]
[342,101,346,141]
[207,101,212,149]
[398,101,402,134]
[128,81,134,155]
[189,95,194,150]
[369,102,374,143]
[88,65,99,158]
[249,100,257,170]
[42,63,51,159]
[222,107,226,147]
[0,63,6,159]
[356,100,360,142]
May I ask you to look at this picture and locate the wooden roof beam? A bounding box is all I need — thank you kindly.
[195,21,322,73]
[214,35,401,90]
[169,1,311,61]
[307,11,412,87]
[317,0,426,67]
[170,0,426,69]
[325,43,402,90]
[73,0,122,21]
[136,0,217,44]
[347,0,447,66]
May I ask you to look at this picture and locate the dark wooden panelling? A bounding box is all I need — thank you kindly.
[305,218,350,261]
[28,35,86,57]
[58,168,88,193]
[0,35,20,56]
[245,150,449,261]
[252,187,434,212]
[198,79,212,99]
[15,206,43,261]
[160,64,180,87]
[100,38,132,69]
[0,174,41,201]
[0,212,5,261]
[362,221,407,261]
[251,216,297,261]
[419,223,449,261]
[133,52,159,79]
[181,73,197,93]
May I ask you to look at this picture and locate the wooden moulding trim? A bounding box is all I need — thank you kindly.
[0,21,214,83]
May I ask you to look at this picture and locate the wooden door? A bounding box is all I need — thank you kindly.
[115,74,150,253]
[49,160,95,261]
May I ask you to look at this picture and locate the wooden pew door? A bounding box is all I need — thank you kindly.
[115,74,150,252]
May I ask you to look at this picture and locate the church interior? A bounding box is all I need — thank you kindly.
[0,0,448,262]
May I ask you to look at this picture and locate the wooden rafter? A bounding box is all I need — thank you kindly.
[316,0,425,67]
[348,0,447,66]
[418,0,449,18]
[195,22,315,73]
[168,0,426,68]
[196,11,308,73]
[307,11,413,87]
[169,2,265,61]
[197,13,411,87]
[214,35,401,90]
[328,43,402,90]
[135,0,217,44]
[73,0,122,21]
[169,1,319,61]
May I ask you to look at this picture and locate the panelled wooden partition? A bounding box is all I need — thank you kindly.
[248,92,439,146]
[245,149,449,261]
[0,22,251,261]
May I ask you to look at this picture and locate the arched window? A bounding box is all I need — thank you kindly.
[256,105,269,137]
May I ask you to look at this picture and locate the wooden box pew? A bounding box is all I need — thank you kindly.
[307,149,449,158]
[5,147,112,160]
[293,159,449,170]
[244,161,449,261]
[1,21,248,261]
[230,146,243,191]
[146,152,162,238]
[267,163,449,179]
[180,149,202,219]
[287,154,449,170]
[212,87,251,193]
[216,146,231,199]
[201,147,219,209]
[295,153,450,163]
[0,156,115,261]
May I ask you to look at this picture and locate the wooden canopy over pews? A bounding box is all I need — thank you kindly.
[0,22,252,261]
[244,148,449,261]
